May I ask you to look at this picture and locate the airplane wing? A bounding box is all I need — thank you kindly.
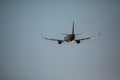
[42,34,64,42]
[44,37,64,42]
[75,33,100,41]
[76,37,91,41]
[43,37,64,44]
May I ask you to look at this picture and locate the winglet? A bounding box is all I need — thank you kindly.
[42,34,46,39]
[42,34,44,38]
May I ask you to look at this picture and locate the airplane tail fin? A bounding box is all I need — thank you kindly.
[72,22,74,34]
[63,22,74,35]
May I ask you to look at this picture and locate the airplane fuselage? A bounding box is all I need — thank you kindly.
[64,34,75,42]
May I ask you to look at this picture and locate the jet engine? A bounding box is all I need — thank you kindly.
[76,40,80,44]
[58,41,62,44]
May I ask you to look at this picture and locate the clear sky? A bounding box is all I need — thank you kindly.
[0,0,120,80]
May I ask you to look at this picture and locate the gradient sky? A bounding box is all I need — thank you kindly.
[0,0,120,80]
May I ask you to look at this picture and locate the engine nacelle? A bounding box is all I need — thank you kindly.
[76,40,80,44]
[58,41,62,44]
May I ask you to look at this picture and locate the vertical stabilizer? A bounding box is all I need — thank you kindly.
[72,22,74,34]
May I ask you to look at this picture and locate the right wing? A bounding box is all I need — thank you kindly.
[75,32,100,41]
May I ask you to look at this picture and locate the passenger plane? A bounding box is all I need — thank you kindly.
[43,22,99,44]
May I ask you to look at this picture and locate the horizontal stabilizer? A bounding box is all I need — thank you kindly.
[62,33,85,36]
[62,33,71,35]
[74,33,86,36]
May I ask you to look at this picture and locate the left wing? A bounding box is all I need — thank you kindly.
[44,37,64,42]
[43,35,64,44]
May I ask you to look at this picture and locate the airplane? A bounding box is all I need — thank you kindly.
[43,22,99,44]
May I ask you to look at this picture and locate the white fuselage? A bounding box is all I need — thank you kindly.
[64,34,75,42]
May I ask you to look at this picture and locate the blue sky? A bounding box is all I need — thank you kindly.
[0,0,120,80]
